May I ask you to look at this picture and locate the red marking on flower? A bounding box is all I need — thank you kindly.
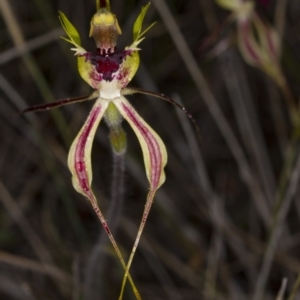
[85,50,128,82]
[97,59,119,78]
[74,106,102,195]
[121,103,161,189]
[89,70,102,88]
[76,161,84,172]
[102,223,111,234]
[117,67,129,87]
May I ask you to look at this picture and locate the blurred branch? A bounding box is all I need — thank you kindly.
[0,180,52,263]
[288,273,300,300]
[0,250,72,284]
[152,0,271,227]
[0,0,72,145]
[253,150,300,300]
[0,28,63,65]
[275,0,288,54]
[276,278,288,300]
[221,51,276,204]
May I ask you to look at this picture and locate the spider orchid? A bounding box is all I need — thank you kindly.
[215,0,280,78]
[66,2,167,297]
[21,0,164,298]
[21,0,200,298]
[215,0,299,125]
[64,3,168,297]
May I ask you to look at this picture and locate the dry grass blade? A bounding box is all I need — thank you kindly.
[0,250,72,284]
[0,180,52,263]
[253,151,300,300]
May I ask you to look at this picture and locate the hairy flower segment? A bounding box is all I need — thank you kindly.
[60,2,166,210]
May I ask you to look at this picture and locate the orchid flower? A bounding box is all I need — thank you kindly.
[22,0,166,298]
[20,1,201,298]
[216,0,280,77]
[61,1,167,298]
[215,0,299,125]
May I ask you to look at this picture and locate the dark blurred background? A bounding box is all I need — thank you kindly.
[1,0,300,299]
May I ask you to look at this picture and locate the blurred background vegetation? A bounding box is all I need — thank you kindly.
[1,0,300,299]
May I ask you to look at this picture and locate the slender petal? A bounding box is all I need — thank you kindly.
[68,98,108,197]
[114,96,167,298]
[67,98,141,299]
[114,96,167,191]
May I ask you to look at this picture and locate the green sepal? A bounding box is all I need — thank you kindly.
[133,3,156,43]
[58,11,81,46]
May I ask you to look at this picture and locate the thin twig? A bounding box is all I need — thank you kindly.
[0,28,63,65]
[288,273,300,300]
[0,250,71,284]
[276,278,288,300]
[275,0,288,54]
[222,50,276,205]
[0,180,52,263]
[253,151,300,300]
[0,0,72,145]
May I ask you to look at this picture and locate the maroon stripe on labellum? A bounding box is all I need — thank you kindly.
[121,102,161,189]
[74,105,102,196]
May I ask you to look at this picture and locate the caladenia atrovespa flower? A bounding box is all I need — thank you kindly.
[215,0,299,126]
[21,1,201,298]
[21,0,172,299]
[215,0,281,79]
[61,2,167,299]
